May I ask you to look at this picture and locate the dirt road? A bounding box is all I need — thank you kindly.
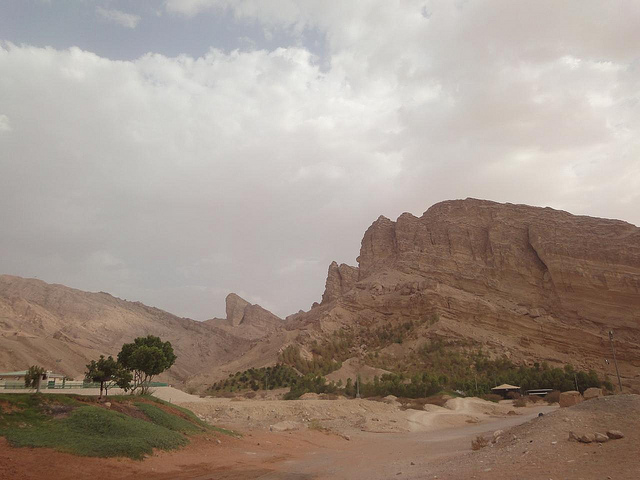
[253,407,556,480]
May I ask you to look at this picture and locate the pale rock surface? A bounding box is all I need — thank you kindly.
[559,391,584,408]
[583,387,603,400]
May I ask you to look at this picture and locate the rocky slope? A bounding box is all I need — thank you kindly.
[286,199,640,389]
[0,275,282,383]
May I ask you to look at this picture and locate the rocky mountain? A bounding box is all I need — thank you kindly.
[2,199,639,391]
[286,199,640,389]
[0,275,281,383]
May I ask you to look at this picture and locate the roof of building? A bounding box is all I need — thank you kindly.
[491,383,521,390]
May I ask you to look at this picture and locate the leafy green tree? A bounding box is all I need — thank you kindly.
[24,365,45,393]
[118,336,177,394]
[85,355,132,397]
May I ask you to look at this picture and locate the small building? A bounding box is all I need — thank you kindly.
[526,388,554,397]
[491,383,521,398]
[0,370,66,389]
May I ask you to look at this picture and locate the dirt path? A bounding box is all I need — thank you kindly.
[258,407,556,480]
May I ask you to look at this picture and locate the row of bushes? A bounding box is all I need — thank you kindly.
[208,364,300,393]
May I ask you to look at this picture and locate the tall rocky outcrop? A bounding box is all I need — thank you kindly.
[321,261,359,304]
[306,198,640,386]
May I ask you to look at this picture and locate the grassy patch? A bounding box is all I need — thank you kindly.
[1,403,186,459]
[135,402,202,433]
[0,393,234,459]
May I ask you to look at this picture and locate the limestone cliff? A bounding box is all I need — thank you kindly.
[299,199,640,388]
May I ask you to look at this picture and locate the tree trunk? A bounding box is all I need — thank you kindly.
[99,381,104,398]
[36,375,41,393]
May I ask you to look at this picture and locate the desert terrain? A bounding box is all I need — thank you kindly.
[1,388,639,479]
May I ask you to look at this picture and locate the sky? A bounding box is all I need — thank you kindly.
[1,1,639,320]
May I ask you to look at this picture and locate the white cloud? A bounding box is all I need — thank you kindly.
[96,6,141,29]
[0,114,11,132]
[2,1,640,319]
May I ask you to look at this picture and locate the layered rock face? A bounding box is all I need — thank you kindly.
[358,199,640,324]
[300,199,640,385]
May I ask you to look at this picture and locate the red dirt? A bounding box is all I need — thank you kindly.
[0,430,332,480]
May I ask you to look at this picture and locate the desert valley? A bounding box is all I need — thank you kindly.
[1,199,639,479]
[2,3,640,478]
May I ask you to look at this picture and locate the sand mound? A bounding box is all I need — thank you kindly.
[444,397,517,416]
[428,394,640,480]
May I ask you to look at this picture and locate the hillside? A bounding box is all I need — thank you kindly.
[2,199,639,392]
[282,199,640,390]
[0,275,282,383]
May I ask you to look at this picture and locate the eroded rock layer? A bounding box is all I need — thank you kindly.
[292,199,640,387]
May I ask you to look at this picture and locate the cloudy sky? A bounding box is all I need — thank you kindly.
[1,1,639,320]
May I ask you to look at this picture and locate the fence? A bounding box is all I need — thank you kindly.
[0,381,169,390]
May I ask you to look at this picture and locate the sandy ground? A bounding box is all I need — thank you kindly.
[180,394,528,435]
[1,392,638,479]
[0,386,207,403]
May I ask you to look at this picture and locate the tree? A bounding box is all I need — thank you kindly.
[117,335,176,394]
[85,355,132,398]
[24,365,45,393]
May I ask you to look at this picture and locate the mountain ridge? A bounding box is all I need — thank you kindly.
[2,198,639,391]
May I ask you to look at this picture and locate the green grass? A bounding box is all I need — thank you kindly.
[135,402,202,433]
[0,393,236,459]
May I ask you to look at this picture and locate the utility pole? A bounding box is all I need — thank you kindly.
[609,330,623,393]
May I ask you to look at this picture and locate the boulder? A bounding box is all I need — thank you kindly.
[559,391,583,408]
[583,388,603,400]
[269,421,302,432]
[594,432,609,443]
[579,433,596,443]
[607,430,624,440]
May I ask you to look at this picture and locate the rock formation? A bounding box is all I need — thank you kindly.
[294,198,640,387]
[321,262,359,304]
[226,293,250,326]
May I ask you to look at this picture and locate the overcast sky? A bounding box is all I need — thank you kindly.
[1,1,639,320]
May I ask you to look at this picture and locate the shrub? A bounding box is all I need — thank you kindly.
[544,390,561,404]
[513,397,527,407]
[471,435,489,450]
[480,394,502,403]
